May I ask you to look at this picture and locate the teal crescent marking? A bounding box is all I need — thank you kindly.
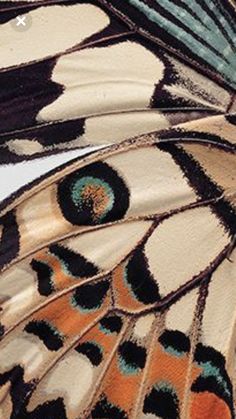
[199,361,231,397]
[154,380,178,397]
[118,356,140,375]
[70,295,102,313]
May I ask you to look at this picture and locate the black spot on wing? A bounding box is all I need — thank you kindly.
[118,341,146,373]
[49,244,99,278]
[71,280,110,312]
[192,343,234,411]
[91,395,127,419]
[143,384,179,419]
[0,211,19,270]
[125,248,160,304]
[99,314,123,334]
[31,259,54,296]
[24,320,64,351]
[75,342,103,366]
[159,330,190,355]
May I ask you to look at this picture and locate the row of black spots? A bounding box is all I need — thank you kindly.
[157,331,234,414]
[89,335,148,416]
[24,320,65,351]
[91,395,128,419]
[158,142,236,236]
[156,330,189,417]
[143,381,180,419]
[90,335,179,418]
[124,247,161,305]
[191,343,234,412]
[71,279,110,313]
[158,330,191,357]
[73,314,124,367]
[73,315,127,417]
[57,161,130,226]
[0,211,20,270]
[0,59,62,134]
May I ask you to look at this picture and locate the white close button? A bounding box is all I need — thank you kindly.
[11,14,32,32]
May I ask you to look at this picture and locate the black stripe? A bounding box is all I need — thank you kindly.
[0,211,19,270]
[159,129,236,152]
[158,142,236,235]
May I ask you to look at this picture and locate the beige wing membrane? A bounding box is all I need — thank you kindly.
[0,1,235,417]
[0,132,235,418]
[0,1,235,162]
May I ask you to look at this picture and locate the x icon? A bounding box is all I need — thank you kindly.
[12,13,32,31]
[16,16,26,27]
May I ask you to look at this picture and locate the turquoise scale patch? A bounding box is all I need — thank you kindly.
[154,380,178,396]
[199,360,231,397]
[99,323,112,335]
[127,0,236,88]
[118,357,140,375]
[162,344,186,358]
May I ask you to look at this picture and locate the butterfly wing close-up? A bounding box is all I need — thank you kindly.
[0,1,235,418]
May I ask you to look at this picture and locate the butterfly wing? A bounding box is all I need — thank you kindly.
[102,0,236,90]
[0,1,235,418]
[0,118,235,417]
[0,0,235,162]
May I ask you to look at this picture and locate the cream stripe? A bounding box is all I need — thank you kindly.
[0,4,109,69]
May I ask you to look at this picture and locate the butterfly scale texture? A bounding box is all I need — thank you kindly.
[0,1,235,418]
